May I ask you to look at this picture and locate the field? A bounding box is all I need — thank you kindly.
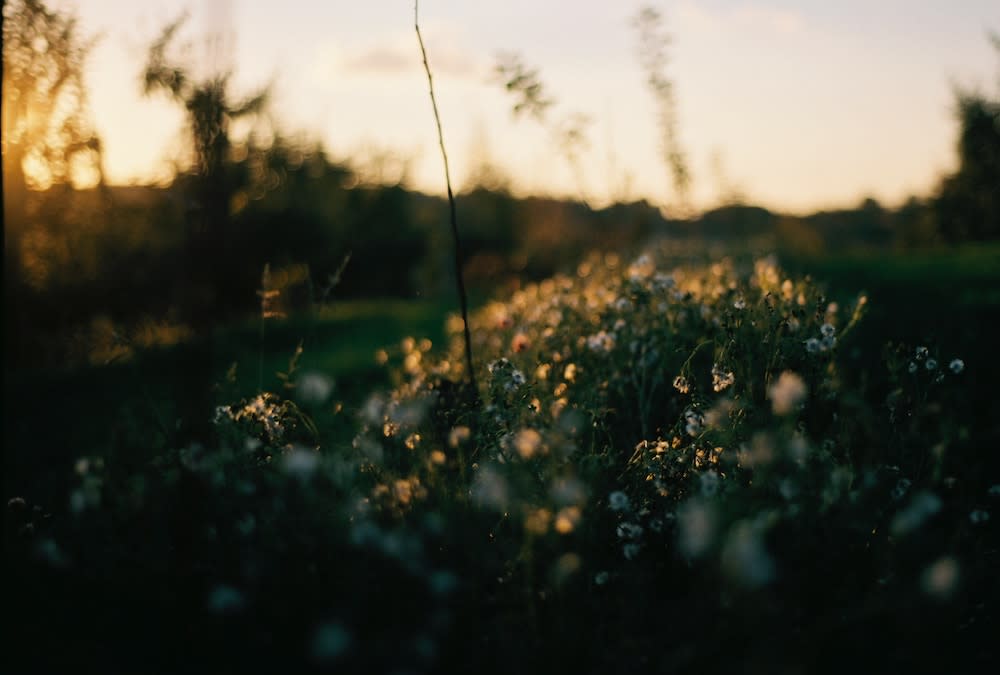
[6,243,1000,673]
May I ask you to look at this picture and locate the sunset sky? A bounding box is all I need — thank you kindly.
[69,0,1000,213]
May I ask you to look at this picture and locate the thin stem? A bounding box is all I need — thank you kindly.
[415,1,478,396]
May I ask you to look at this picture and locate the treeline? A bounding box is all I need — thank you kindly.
[6,145,966,371]
[3,0,997,370]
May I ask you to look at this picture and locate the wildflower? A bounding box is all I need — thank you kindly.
[623,542,642,560]
[821,334,837,351]
[509,369,526,388]
[925,358,938,371]
[673,375,690,394]
[805,338,821,354]
[921,557,960,600]
[563,363,578,382]
[511,333,531,353]
[949,358,965,374]
[525,508,553,535]
[684,409,705,437]
[820,323,836,338]
[555,506,582,534]
[297,372,333,406]
[587,330,616,352]
[594,570,610,585]
[282,447,320,480]
[448,425,471,448]
[733,298,747,310]
[908,361,918,374]
[969,509,990,524]
[616,522,644,540]
[768,371,808,416]
[915,346,929,361]
[608,490,631,512]
[711,364,735,392]
[677,499,716,558]
[514,428,543,459]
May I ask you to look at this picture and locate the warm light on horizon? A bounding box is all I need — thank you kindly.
[53,0,1000,213]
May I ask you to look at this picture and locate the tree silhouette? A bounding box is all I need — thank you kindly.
[2,0,104,364]
[934,34,1000,242]
[142,14,270,320]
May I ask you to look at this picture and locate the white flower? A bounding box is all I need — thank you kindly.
[733,298,747,310]
[969,509,990,524]
[915,346,929,361]
[282,447,320,479]
[587,330,616,352]
[297,372,334,406]
[684,409,705,437]
[908,361,918,374]
[677,499,716,558]
[768,371,808,416]
[925,358,938,371]
[617,522,644,540]
[805,338,821,354]
[820,323,836,338]
[608,490,631,512]
[949,358,965,374]
[594,571,610,586]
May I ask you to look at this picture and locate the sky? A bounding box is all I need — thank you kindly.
[62,0,1000,213]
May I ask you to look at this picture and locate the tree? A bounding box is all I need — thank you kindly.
[141,14,270,319]
[2,0,103,196]
[934,34,1000,242]
[2,0,104,364]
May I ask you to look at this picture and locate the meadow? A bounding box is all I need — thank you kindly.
[6,242,1000,673]
[5,1,1000,671]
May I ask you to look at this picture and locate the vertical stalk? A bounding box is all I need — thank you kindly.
[414,1,478,397]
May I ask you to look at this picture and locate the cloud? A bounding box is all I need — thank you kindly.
[310,23,486,84]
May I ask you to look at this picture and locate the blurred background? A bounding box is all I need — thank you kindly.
[3,0,998,376]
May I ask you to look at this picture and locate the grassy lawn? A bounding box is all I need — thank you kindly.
[4,298,456,506]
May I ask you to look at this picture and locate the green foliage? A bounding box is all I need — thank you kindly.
[934,36,1000,242]
[8,253,997,672]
